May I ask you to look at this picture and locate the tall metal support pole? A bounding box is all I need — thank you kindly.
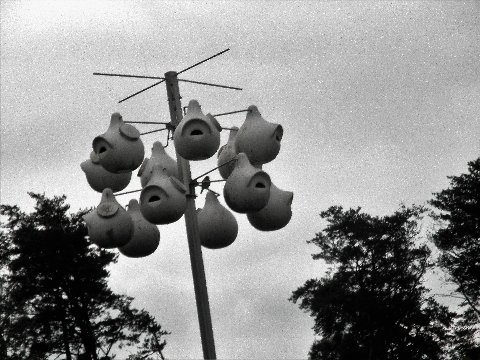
[164,71,217,359]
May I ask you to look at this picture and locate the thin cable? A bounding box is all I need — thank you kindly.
[93,72,164,80]
[213,109,249,117]
[191,157,238,182]
[192,179,226,186]
[178,78,242,91]
[140,128,168,136]
[177,48,230,75]
[118,79,165,103]
[221,127,237,131]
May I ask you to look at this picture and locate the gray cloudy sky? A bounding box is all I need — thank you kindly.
[1,1,479,358]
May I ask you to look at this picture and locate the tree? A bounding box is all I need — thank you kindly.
[290,205,454,360]
[0,193,168,360]
[0,231,29,358]
[430,157,480,359]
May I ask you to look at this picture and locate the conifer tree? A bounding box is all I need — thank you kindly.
[430,157,480,359]
[291,205,454,360]
[0,193,168,360]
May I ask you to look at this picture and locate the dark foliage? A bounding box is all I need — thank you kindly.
[0,193,168,360]
[291,205,454,360]
[430,157,480,358]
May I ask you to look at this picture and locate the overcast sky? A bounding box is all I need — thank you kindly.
[1,1,479,358]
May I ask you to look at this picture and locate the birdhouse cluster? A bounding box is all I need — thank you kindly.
[81,100,293,257]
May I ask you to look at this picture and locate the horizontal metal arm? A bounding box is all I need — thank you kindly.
[177,48,230,75]
[178,78,242,91]
[125,121,170,125]
[118,80,166,103]
[213,109,249,117]
[114,188,142,196]
[93,72,164,80]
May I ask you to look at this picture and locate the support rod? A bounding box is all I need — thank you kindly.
[140,128,168,136]
[178,78,242,91]
[164,71,217,359]
[191,157,237,183]
[177,49,230,75]
[213,109,249,117]
[93,72,164,80]
[125,121,170,125]
[119,79,165,103]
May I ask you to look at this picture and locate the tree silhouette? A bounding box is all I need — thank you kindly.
[0,193,168,360]
[430,157,480,359]
[291,205,454,360]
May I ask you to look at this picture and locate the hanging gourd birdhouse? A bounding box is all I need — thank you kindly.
[235,105,283,166]
[247,183,293,231]
[83,188,133,248]
[81,151,132,193]
[119,199,160,258]
[217,127,239,179]
[138,141,179,187]
[173,100,221,160]
[223,152,271,213]
[197,191,238,249]
[92,113,145,173]
[140,164,187,224]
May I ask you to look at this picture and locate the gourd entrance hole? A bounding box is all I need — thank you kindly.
[99,147,107,153]
[149,195,161,203]
[255,182,266,189]
[190,129,203,136]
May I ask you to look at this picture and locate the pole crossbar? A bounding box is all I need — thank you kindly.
[118,80,166,103]
[177,48,230,75]
[178,78,242,91]
[96,49,232,104]
[125,121,170,125]
[93,72,164,80]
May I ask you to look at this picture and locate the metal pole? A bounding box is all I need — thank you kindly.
[164,71,217,359]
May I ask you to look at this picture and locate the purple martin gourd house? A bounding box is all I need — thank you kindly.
[138,141,179,187]
[119,199,160,258]
[140,164,187,225]
[247,183,294,231]
[81,151,132,193]
[235,105,283,166]
[84,188,133,248]
[223,152,272,213]
[217,127,239,179]
[197,191,238,249]
[173,100,222,161]
[92,113,145,173]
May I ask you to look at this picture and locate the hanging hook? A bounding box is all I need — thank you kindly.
[164,129,170,148]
